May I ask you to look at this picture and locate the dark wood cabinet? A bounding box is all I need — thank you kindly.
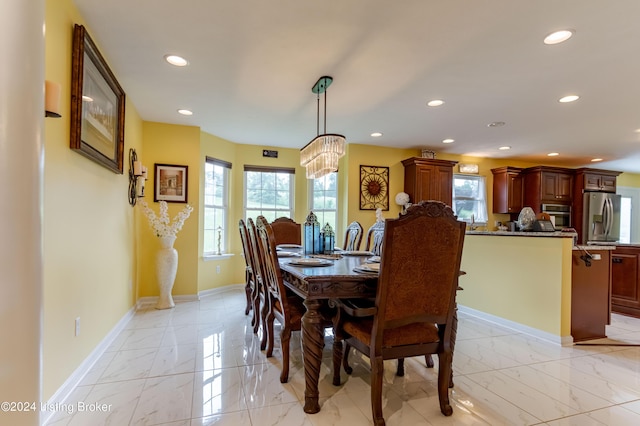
[580,171,618,193]
[571,249,611,341]
[491,166,523,214]
[522,166,573,213]
[611,245,640,318]
[401,157,457,206]
[571,168,621,244]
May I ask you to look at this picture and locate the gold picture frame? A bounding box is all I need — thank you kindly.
[360,165,389,210]
[70,24,126,174]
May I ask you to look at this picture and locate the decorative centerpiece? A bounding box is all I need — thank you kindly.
[517,206,536,231]
[139,200,193,309]
[395,192,410,214]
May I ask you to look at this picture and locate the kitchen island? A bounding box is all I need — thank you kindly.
[459,231,613,345]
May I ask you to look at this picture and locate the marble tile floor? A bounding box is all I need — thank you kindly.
[46,287,640,425]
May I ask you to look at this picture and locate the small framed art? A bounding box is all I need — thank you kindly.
[154,164,188,203]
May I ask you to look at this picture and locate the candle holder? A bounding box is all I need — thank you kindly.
[216,226,223,255]
[304,211,321,255]
[321,223,335,254]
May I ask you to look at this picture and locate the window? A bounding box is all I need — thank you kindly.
[452,174,488,224]
[244,166,295,221]
[204,157,231,255]
[620,196,632,244]
[309,172,338,232]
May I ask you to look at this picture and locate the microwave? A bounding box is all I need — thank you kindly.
[541,204,571,229]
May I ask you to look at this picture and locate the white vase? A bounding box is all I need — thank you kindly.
[156,235,178,309]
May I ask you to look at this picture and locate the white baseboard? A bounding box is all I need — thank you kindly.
[198,283,245,299]
[458,304,574,346]
[41,306,136,425]
[135,294,200,309]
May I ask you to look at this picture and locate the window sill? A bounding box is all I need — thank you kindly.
[202,253,235,261]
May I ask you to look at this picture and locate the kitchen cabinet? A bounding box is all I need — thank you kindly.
[574,168,619,193]
[611,245,640,318]
[571,249,611,341]
[402,157,457,206]
[571,168,621,244]
[523,166,573,212]
[491,166,523,214]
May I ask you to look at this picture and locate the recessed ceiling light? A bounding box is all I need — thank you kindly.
[548,152,559,156]
[591,158,603,162]
[488,121,505,127]
[370,132,383,137]
[164,54,189,67]
[559,95,579,103]
[544,30,574,45]
[442,138,455,144]
[427,99,444,107]
[634,129,640,133]
[177,109,193,116]
[498,146,511,150]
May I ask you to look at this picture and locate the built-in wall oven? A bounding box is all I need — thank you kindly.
[541,203,571,229]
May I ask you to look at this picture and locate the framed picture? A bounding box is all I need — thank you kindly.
[154,164,188,203]
[70,24,126,174]
[360,165,389,210]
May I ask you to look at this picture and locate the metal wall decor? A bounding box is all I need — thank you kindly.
[359,165,389,210]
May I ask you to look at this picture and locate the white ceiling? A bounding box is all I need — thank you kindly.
[72,0,640,173]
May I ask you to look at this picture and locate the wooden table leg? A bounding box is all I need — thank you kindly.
[301,298,325,414]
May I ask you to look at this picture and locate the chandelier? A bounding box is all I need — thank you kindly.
[300,76,346,179]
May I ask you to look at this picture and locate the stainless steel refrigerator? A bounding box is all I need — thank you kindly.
[583,192,621,243]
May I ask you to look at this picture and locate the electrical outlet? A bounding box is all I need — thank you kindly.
[75,317,80,336]
[216,265,221,274]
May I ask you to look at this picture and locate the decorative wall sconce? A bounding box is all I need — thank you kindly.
[45,80,62,118]
[128,148,147,206]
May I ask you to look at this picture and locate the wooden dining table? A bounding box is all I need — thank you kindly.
[278,252,378,414]
[278,249,464,414]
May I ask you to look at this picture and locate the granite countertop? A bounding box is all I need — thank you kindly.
[573,245,616,251]
[465,230,576,238]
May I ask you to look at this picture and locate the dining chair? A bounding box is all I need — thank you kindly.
[332,200,466,425]
[342,221,363,251]
[269,217,301,246]
[238,219,258,328]
[364,220,385,255]
[247,218,269,349]
[254,215,308,383]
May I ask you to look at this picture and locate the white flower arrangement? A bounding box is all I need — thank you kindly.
[139,200,193,238]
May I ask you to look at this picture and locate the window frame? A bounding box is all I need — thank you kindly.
[452,173,488,225]
[203,157,231,256]
[307,172,338,233]
[243,165,295,221]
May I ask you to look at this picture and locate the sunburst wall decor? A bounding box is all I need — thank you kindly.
[360,165,389,210]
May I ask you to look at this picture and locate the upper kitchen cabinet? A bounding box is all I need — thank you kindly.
[491,166,523,214]
[523,166,574,211]
[574,168,620,193]
[402,157,458,206]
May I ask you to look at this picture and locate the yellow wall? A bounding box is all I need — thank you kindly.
[618,172,640,187]
[139,122,200,296]
[459,235,574,338]
[43,0,142,399]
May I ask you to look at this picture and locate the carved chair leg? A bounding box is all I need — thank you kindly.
[279,326,291,383]
[260,297,269,350]
[425,354,434,368]
[265,310,275,357]
[342,342,353,374]
[437,351,453,416]
[396,358,405,376]
[332,339,343,386]
[371,356,385,426]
